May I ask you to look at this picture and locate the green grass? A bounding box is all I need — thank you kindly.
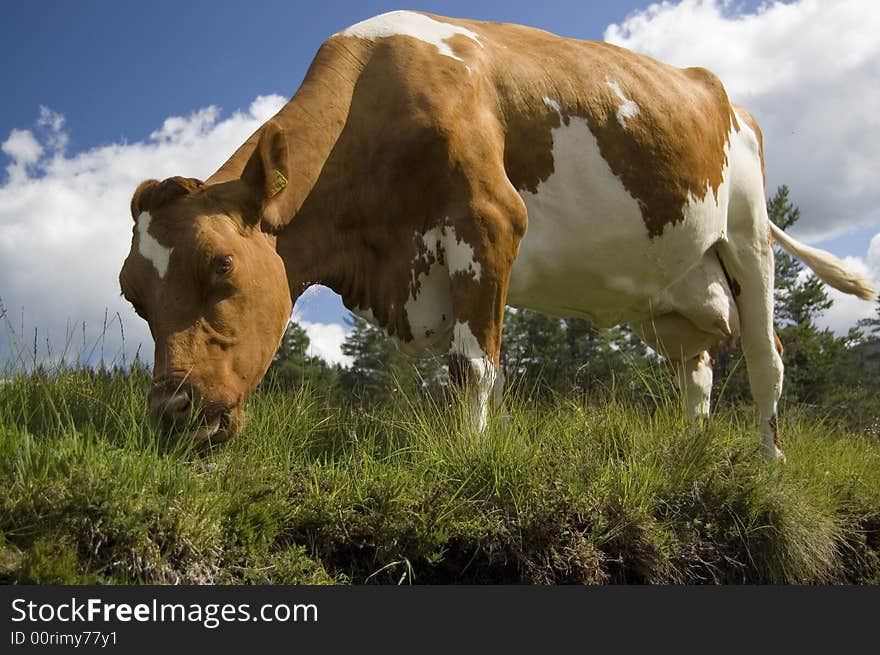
[1,368,878,584]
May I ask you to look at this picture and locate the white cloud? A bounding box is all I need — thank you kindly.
[2,129,43,183]
[0,95,288,370]
[605,0,880,241]
[605,0,880,334]
[36,106,69,153]
[300,320,353,368]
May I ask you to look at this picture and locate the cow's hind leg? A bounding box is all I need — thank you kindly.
[672,351,714,424]
[719,224,785,462]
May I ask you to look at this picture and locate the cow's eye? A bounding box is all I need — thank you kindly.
[215,255,233,275]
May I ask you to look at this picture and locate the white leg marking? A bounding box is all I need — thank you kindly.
[136,211,172,279]
[675,351,713,423]
[450,321,496,431]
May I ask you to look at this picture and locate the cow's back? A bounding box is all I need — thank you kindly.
[342,14,745,325]
[273,12,752,332]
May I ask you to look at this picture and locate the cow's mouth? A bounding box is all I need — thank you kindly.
[148,380,243,448]
[189,409,238,447]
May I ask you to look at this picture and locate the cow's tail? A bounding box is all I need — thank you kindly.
[769,221,876,301]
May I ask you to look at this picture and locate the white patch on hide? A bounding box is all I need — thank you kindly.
[136,211,172,279]
[404,259,453,352]
[543,97,561,114]
[339,10,482,64]
[402,222,482,352]
[508,105,735,328]
[415,224,482,282]
[605,78,640,128]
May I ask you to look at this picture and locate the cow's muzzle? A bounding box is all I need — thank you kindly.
[148,380,238,446]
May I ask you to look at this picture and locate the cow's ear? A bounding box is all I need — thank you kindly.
[131,179,160,220]
[130,177,205,220]
[242,120,297,232]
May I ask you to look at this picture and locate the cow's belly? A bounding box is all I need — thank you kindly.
[506,111,730,327]
[507,210,725,327]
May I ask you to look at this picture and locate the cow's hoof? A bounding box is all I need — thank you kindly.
[761,443,786,464]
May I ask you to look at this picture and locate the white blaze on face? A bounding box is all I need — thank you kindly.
[339,10,482,64]
[136,211,172,279]
[605,78,640,128]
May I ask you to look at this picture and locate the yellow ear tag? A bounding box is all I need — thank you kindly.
[267,169,288,198]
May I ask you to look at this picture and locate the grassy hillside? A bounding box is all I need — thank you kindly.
[1,368,878,584]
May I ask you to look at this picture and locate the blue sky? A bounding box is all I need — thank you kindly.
[1,1,654,154]
[0,0,654,332]
[1,1,878,366]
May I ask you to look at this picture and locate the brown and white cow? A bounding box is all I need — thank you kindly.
[119,11,875,460]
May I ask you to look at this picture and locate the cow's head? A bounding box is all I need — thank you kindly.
[119,165,293,445]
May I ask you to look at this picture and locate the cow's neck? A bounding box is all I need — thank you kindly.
[210,39,367,185]
[211,39,372,306]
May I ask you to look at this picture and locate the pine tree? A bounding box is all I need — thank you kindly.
[276,320,311,362]
[500,309,651,398]
[265,320,335,389]
[766,186,858,403]
[338,315,445,404]
[857,298,880,340]
[770,185,832,326]
[501,308,568,395]
[565,319,649,396]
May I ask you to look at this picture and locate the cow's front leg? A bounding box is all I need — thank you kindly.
[445,198,524,431]
[448,337,497,431]
[447,262,509,431]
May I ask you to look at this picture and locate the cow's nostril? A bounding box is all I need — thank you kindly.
[165,392,191,417]
[149,389,194,430]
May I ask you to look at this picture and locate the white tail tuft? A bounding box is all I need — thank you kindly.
[769,222,877,301]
